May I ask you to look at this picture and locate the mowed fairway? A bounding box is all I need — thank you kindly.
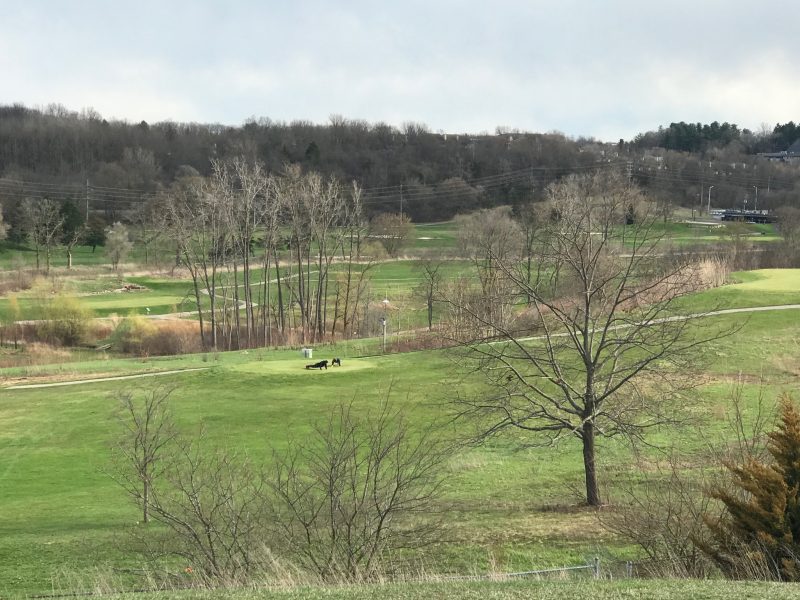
[3,271,800,594]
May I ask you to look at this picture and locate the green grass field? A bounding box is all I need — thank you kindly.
[0,214,782,327]
[2,251,800,597]
[3,271,800,595]
[0,258,475,323]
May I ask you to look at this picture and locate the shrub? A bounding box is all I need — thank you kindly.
[143,320,201,355]
[269,400,448,581]
[36,296,94,346]
[368,213,414,257]
[696,394,800,580]
[111,314,156,355]
[112,316,201,356]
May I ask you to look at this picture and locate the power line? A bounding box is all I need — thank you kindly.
[0,158,795,213]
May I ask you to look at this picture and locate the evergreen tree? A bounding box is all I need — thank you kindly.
[697,394,800,580]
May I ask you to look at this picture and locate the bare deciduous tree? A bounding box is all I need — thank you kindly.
[0,204,8,240]
[268,398,448,581]
[60,200,86,270]
[331,182,374,338]
[105,221,133,271]
[369,212,414,258]
[132,196,164,266]
[21,197,64,273]
[110,386,177,524]
[142,434,269,583]
[514,201,547,306]
[446,171,730,506]
[454,206,522,329]
[413,260,443,331]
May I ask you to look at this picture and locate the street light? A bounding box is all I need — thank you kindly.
[707,185,714,215]
[381,298,390,353]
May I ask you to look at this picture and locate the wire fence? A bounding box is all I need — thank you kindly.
[438,558,601,581]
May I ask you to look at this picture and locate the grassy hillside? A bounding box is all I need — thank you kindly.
[2,270,800,595]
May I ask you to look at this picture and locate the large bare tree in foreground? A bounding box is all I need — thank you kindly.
[447,171,729,506]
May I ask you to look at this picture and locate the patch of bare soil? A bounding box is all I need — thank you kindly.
[113,283,148,293]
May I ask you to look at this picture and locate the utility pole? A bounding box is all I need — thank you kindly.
[707,185,714,214]
[399,183,403,217]
[85,179,90,220]
[697,192,703,220]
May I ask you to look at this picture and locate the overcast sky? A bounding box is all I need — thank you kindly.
[2,1,798,140]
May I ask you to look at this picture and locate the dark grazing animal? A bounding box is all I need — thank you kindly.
[331,358,342,367]
[305,359,329,370]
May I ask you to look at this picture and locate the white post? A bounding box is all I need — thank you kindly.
[707,185,714,214]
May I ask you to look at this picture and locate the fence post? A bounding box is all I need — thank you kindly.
[593,557,600,578]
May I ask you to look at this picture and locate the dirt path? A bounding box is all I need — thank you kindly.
[511,304,800,344]
[3,367,210,390]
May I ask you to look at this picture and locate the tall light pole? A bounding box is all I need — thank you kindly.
[707,185,714,215]
[381,298,390,353]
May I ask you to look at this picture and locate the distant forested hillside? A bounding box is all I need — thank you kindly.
[1,103,799,223]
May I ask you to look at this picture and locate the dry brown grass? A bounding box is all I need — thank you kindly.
[0,342,73,368]
[771,355,800,378]
[112,316,202,356]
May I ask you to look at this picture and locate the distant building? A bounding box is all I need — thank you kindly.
[719,210,776,224]
[759,139,800,162]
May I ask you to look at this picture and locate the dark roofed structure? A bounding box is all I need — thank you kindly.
[759,139,800,162]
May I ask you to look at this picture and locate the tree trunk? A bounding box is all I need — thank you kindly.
[233,261,242,349]
[427,297,433,331]
[193,280,206,350]
[67,247,73,269]
[143,480,149,523]
[274,253,285,335]
[582,422,601,506]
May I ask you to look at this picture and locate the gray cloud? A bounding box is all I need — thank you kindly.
[2,0,798,139]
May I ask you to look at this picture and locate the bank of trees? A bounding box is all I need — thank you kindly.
[631,120,800,154]
[3,104,800,231]
[165,158,375,349]
[0,104,608,223]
